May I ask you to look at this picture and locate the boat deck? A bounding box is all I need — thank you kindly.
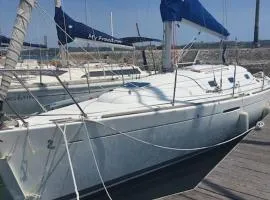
[162,114,270,200]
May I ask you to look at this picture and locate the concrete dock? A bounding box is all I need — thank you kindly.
[161,114,270,200]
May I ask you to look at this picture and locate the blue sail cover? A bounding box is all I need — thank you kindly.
[0,35,47,48]
[22,41,47,49]
[160,0,230,38]
[0,35,9,46]
[54,7,161,46]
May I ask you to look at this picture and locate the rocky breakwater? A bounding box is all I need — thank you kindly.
[70,47,270,75]
[197,48,270,75]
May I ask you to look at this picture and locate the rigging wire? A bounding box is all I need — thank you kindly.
[76,117,265,200]
[200,1,216,84]
[61,0,72,80]
[0,0,2,57]
[35,5,92,74]
[36,4,135,83]
[82,118,113,200]
[55,123,80,200]
[87,119,258,152]
[172,22,178,105]
[37,4,146,92]
[39,1,134,78]
[12,83,266,119]
[84,0,89,32]
[176,31,201,65]
[34,7,45,84]
[219,0,229,89]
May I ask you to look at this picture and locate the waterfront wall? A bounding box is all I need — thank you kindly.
[68,48,270,74]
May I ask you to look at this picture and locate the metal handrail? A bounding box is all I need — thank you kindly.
[0,69,60,75]
[54,72,88,118]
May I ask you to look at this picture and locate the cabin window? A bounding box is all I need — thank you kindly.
[244,74,250,79]
[228,77,234,83]
[123,82,150,88]
[208,80,217,87]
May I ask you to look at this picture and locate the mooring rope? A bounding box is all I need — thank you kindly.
[53,115,264,200]
[55,123,80,200]
[85,120,264,152]
[82,118,113,200]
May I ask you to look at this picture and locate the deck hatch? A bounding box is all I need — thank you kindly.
[245,74,250,79]
[208,80,218,87]
[228,77,234,83]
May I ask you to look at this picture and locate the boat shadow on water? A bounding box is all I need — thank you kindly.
[83,139,240,200]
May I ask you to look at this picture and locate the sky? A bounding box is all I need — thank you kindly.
[0,0,270,47]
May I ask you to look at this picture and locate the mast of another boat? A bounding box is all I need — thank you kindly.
[0,0,37,123]
[253,0,260,48]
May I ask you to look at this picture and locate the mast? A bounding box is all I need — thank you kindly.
[55,0,61,8]
[85,0,90,49]
[253,0,260,48]
[44,35,48,47]
[0,0,36,108]
[110,12,114,39]
[110,12,114,51]
[162,21,173,72]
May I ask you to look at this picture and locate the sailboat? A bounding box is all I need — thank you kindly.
[0,0,269,199]
[0,1,158,115]
[0,34,47,69]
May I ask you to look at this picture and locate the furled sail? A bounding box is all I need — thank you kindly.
[0,0,36,103]
[54,7,160,47]
[160,0,230,39]
[0,35,47,49]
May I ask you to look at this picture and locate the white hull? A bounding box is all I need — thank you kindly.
[1,1,262,199]
[3,83,119,114]
[0,88,269,200]
[1,62,147,114]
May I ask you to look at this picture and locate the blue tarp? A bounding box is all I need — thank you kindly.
[160,0,229,38]
[54,7,161,46]
[0,35,47,48]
